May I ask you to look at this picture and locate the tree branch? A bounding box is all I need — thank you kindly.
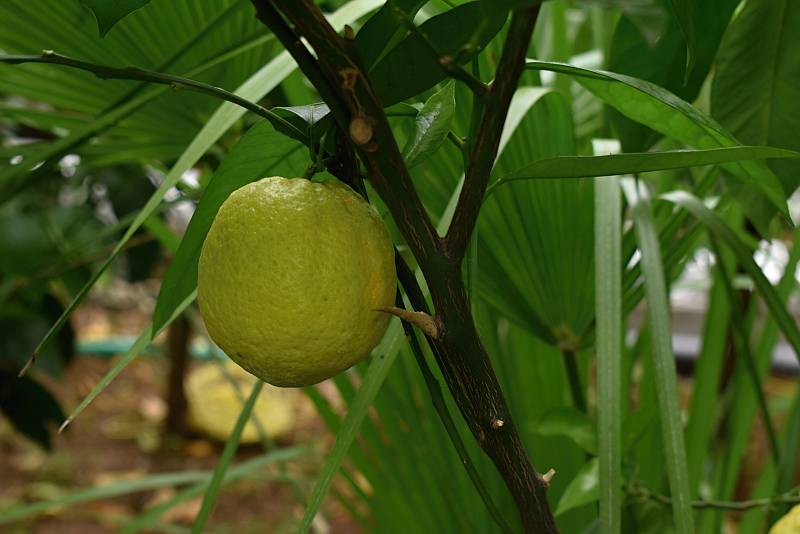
[0,51,307,144]
[446,6,541,260]
[251,0,445,273]
[250,2,557,531]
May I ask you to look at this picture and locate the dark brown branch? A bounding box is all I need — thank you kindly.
[251,2,556,532]
[446,6,541,260]
[251,1,445,273]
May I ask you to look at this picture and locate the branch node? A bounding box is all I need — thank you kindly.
[541,468,556,488]
[41,49,54,56]
[376,306,440,339]
[338,67,359,91]
[349,116,373,146]
[343,24,355,40]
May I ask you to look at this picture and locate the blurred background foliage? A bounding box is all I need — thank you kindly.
[0,0,798,532]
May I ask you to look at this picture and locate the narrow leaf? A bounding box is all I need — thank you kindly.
[0,446,306,526]
[555,458,599,516]
[355,0,427,69]
[59,290,196,431]
[526,60,790,222]
[300,320,406,531]
[624,180,694,534]
[192,380,264,533]
[711,0,800,194]
[661,191,800,362]
[595,169,622,533]
[489,146,799,196]
[533,407,597,455]
[79,0,151,36]
[370,2,506,106]
[402,81,456,169]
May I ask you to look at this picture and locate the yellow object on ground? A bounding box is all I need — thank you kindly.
[198,176,396,387]
[771,504,800,534]
[186,361,299,443]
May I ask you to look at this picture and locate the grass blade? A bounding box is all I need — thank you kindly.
[59,290,196,431]
[661,190,800,362]
[0,446,306,525]
[299,320,405,532]
[192,380,264,533]
[709,236,780,465]
[595,173,622,533]
[624,179,694,533]
[488,146,798,197]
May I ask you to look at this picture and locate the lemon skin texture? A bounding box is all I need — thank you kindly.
[198,176,396,387]
[771,504,800,534]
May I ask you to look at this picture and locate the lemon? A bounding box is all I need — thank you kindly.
[186,361,299,443]
[198,176,396,387]
[771,504,800,534]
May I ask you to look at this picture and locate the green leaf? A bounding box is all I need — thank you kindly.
[709,227,800,533]
[300,319,406,531]
[660,191,800,362]
[684,255,732,493]
[192,380,263,533]
[370,2,506,105]
[355,0,427,69]
[624,180,694,533]
[555,458,599,516]
[525,60,790,223]
[667,0,696,72]
[0,446,306,525]
[711,0,800,194]
[152,121,305,333]
[478,88,595,346]
[608,0,740,151]
[488,146,799,195]
[402,82,456,169]
[79,0,151,36]
[595,168,622,533]
[533,407,597,454]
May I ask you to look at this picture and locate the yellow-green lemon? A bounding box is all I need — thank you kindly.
[771,504,800,534]
[198,176,396,387]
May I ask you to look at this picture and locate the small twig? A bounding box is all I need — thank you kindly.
[0,51,307,144]
[709,236,781,466]
[376,306,440,339]
[446,6,541,260]
[629,484,800,511]
[388,5,488,97]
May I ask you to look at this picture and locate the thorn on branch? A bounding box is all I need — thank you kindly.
[338,67,359,91]
[376,306,440,339]
[343,24,355,40]
[542,469,556,488]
